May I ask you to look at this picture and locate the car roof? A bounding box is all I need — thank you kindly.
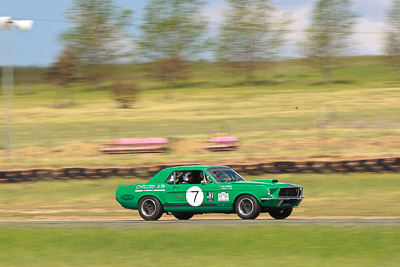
[147,165,230,184]
[163,165,229,171]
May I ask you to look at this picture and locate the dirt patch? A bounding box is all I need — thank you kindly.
[1,152,400,171]
[1,215,399,222]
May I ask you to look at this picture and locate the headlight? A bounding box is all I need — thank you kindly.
[266,189,271,196]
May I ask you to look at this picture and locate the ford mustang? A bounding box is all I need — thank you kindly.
[115,165,304,220]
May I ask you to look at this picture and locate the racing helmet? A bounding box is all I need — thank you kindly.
[183,172,192,182]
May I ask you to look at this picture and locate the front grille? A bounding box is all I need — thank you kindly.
[278,187,302,197]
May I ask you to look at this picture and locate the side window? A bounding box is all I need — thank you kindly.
[201,172,213,184]
[164,172,176,184]
[190,171,201,184]
[174,171,205,184]
[164,171,213,185]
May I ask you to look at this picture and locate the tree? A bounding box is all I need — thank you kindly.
[139,0,207,87]
[111,82,138,109]
[302,0,357,83]
[216,0,287,83]
[384,0,400,69]
[46,47,80,108]
[61,0,133,87]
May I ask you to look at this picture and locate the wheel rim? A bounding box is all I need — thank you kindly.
[238,198,254,216]
[141,199,156,217]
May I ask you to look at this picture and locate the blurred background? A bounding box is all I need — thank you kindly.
[1,2,400,266]
[1,0,399,168]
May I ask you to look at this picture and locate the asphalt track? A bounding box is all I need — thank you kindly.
[1,218,400,227]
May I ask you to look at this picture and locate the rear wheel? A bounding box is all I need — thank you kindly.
[172,213,194,220]
[268,207,293,220]
[138,196,163,221]
[235,195,261,219]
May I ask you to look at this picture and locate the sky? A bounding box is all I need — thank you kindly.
[0,0,392,66]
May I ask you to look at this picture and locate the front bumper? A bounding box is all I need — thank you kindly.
[260,196,305,208]
[261,196,305,201]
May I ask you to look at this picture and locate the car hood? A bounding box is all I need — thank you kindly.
[230,180,301,188]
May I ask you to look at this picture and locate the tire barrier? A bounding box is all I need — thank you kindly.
[0,158,400,183]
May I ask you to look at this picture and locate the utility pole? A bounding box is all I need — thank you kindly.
[0,17,33,158]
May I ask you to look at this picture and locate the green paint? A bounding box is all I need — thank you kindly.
[116,165,303,219]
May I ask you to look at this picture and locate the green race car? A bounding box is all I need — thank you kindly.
[115,165,304,220]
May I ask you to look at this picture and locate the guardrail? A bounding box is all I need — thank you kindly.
[1,157,400,183]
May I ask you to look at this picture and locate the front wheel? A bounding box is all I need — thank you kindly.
[235,195,261,219]
[268,207,293,220]
[172,213,194,220]
[138,196,163,221]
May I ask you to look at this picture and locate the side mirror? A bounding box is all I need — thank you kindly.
[201,180,207,185]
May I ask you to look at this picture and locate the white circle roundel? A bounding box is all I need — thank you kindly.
[186,186,204,207]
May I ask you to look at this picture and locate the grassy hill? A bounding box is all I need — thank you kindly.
[1,56,399,167]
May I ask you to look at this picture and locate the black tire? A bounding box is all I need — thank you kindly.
[235,195,261,219]
[268,207,293,220]
[138,196,163,221]
[172,213,194,220]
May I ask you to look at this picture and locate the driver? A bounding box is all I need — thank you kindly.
[182,172,193,184]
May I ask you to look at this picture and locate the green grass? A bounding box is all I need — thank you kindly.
[0,225,399,266]
[1,56,400,167]
[0,173,399,220]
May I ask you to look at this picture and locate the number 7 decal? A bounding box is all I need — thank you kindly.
[186,186,204,207]
[191,190,199,202]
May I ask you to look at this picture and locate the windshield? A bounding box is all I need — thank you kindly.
[206,168,245,183]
